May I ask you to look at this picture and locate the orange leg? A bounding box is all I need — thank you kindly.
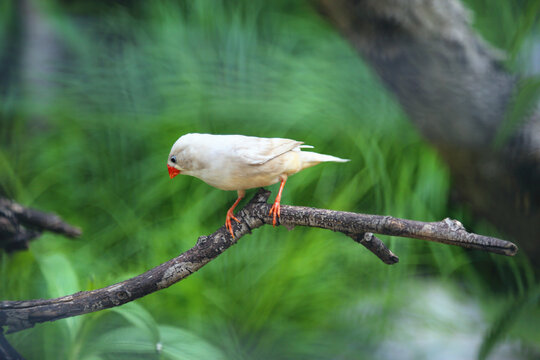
[269,176,287,227]
[225,190,245,238]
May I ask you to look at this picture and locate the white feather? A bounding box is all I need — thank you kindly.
[168,133,349,191]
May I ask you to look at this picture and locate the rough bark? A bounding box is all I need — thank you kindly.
[0,189,516,336]
[0,198,81,252]
[315,0,540,259]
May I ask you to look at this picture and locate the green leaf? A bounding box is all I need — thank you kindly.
[82,325,226,360]
[158,325,226,360]
[109,301,161,345]
[36,252,82,344]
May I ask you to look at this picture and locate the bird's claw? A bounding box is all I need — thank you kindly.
[225,209,240,238]
[268,202,281,227]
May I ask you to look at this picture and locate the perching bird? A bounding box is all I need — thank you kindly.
[167,133,349,237]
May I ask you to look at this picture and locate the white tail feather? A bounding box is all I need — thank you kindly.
[299,151,350,164]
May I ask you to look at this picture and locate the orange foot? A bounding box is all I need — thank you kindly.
[268,200,281,227]
[225,191,245,238]
[225,208,240,238]
[268,176,287,227]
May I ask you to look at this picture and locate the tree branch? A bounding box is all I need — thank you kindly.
[0,198,81,253]
[0,189,517,336]
[314,0,540,261]
[0,329,23,360]
[348,232,398,265]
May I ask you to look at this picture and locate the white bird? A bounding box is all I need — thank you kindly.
[167,133,349,237]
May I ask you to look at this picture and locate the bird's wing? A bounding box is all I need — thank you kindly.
[233,136,305,165]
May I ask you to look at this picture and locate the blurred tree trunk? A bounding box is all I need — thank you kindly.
[315,0,540,262]
[19,0,62,120]
[0,0,62,130]
[0,1,22,102]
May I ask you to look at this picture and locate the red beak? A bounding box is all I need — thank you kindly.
[167,164,181,179]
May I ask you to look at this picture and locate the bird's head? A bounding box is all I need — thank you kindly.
[167,133,200,179]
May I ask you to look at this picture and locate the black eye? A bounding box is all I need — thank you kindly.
[170,155,177,164]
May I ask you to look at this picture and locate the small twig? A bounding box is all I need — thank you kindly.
[348,232,399,265]
[0,198,82,238]
[0,189,517,336]
[0,198,81,252]
[0,329,24,360]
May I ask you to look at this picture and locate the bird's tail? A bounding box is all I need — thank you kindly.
[299,151,350,167]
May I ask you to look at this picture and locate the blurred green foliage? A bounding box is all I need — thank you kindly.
[1,0,539,359]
